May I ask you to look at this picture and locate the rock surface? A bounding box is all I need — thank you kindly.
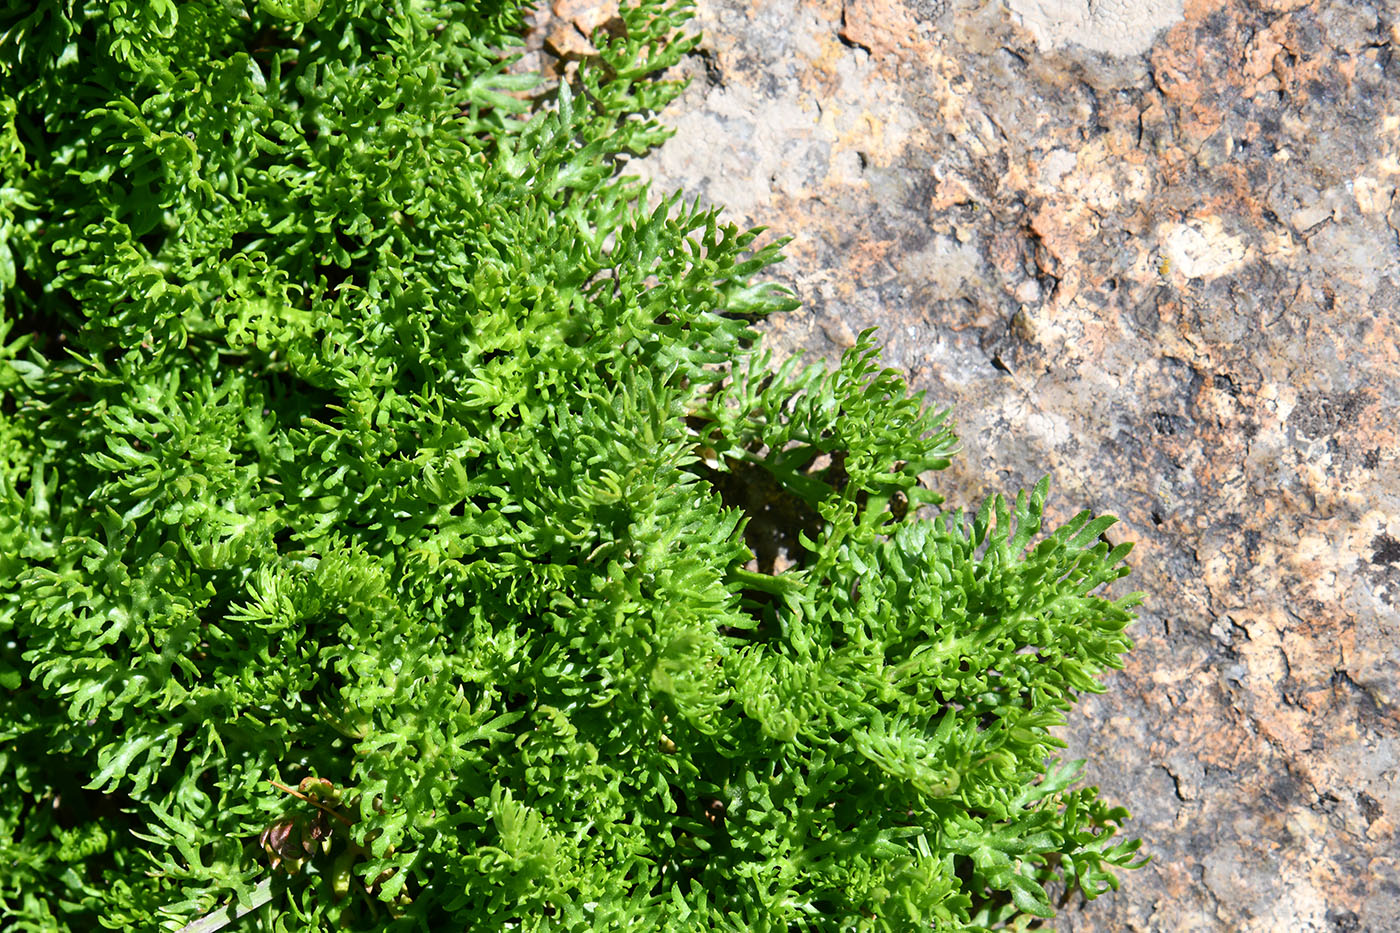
[529,0,1400,928]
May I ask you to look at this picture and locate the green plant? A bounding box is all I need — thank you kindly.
[0,0,1145,929]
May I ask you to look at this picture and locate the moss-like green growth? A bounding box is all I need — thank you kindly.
[0,1,1143,929]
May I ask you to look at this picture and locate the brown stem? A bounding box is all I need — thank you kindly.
[268,780,356,828]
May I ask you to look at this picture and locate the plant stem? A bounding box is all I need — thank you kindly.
[175,878,274,933]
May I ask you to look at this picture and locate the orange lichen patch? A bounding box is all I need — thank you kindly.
[1029,199,1097,267]
[540,0,624,62]
[838,0,920,60]
[842,237,897,286]
[550,0,618,34]
[926,173,977,211]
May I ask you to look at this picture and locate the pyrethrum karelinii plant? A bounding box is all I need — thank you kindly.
[0,1,1144,929]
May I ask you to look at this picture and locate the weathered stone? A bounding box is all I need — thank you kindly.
[528,0,1399,927]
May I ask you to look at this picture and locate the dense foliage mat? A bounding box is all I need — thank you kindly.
[0,1,1145,929]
